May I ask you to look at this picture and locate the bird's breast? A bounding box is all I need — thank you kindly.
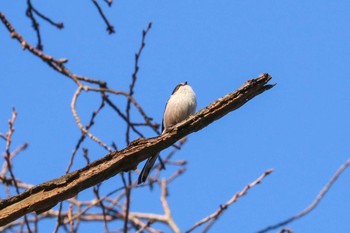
[163,93,197,130]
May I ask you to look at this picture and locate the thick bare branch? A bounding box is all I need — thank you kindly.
[0,74,274,226]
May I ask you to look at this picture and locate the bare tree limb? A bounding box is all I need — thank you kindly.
[258,158,350,233]
[0,74,275,226]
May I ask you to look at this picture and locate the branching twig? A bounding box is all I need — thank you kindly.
[66,99,106,173]
[122,24,153,231]
[1,109,33,232]
[93,185,110,233]
[25,0,63,50]
[71,86,112,152]
[126,21,153,144]
[186,169,273,233]
[31,5,64,29]
[0,12,79,84]
[0,143,28,180]
[3,109,20,195]
[258,159,350,233]
[25,0,43,50]
[0,12,159,156]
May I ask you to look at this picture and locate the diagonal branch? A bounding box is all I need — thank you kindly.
[258,158,350,233]
[186,169,273,233]
[91,0,115,34]
[0,74,275,226]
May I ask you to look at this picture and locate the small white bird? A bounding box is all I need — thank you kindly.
[138,82,197,184]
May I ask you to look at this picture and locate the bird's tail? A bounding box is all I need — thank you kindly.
[138,153,159,184]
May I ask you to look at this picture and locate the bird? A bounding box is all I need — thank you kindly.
[138,82,197,184]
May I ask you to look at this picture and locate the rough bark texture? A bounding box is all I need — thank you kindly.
[0,73,275,226]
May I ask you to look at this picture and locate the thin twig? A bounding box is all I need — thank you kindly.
[160,179,180,233]
[125,21,153,144]
[0,134,6,141]
[86,86,157,132]
[2,109,33,232]
[123,173,132,233]
[93,184,110,233]
[104,96,147,138]
[258,159,350,233]
[25,0,63,50]
[91,0,115,34]
[1,11,159,155]
[31,5,64,29]
[66,99,105,173]
[186,169,273,233]
[104,0,113,7]
[71,86,112,152]
[1,143,28,178]
[53,201,64,232]
[3,109,23,196]
[26,0,43,50]
[122,25,153,229]
[0,12,81,85]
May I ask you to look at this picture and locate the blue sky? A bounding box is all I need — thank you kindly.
[1,1,350,232]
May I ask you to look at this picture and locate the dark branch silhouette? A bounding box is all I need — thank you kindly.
[92,0,115,34]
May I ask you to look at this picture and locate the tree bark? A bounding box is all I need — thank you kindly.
[0,73,275,226]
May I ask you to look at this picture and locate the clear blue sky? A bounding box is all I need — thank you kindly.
[1,1,350,232]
